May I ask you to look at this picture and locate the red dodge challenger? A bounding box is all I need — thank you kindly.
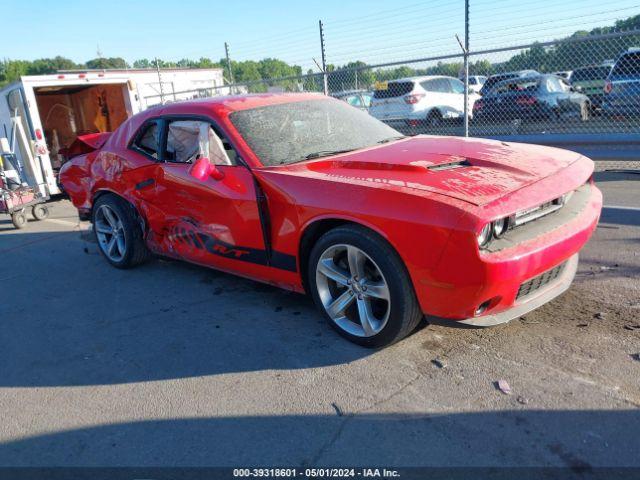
[60,93,602,347]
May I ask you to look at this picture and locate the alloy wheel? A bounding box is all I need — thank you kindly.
[95,204,127,262]
[315,244,391,337]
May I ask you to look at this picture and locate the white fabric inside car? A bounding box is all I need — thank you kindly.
[167,120,232,165]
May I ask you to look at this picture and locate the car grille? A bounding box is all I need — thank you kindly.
[516,262,566,300]
[513,191,572,228]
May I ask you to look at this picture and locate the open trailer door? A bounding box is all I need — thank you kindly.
[2,87,51,196]
[32,83,130,170]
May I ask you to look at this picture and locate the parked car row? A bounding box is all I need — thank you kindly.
[473,74,591,123]
[367,76,479,128]
[329,48,640,128]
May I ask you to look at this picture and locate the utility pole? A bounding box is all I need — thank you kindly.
[155,57,165,104]
[463,0,470,137]
[319,20,328,95]
[225,42,235,95]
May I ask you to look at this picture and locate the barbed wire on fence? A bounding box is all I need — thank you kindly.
[144,2,640,145]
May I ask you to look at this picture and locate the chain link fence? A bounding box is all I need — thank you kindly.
[142,2,640,163]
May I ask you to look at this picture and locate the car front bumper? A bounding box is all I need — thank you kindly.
[414,174,602,325]
[428,253,579,326]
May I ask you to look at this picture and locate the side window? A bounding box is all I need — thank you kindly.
[133,121,160,159]
[361,94,372,107]
[420,80,435,92]
[345,95,362,107]
[545,77,563,93]
[165,119,235,166]
[449,78,465,94]
[423,78,452,93]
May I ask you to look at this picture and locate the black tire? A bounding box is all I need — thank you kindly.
[426,109,442,128]
[92,194,150,269]
[11,211,27,229]
[308,225,423,348]
[32,204,49,220]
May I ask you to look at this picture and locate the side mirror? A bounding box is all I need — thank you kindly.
[188,157,224,181]
[573,85,583,93]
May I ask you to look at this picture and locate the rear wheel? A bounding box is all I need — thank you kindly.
[426,109,442,129]
[92,194,150,269]
[308,225,423,347]
[32,204,49,220]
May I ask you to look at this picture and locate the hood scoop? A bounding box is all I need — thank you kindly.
[426,159,472,171]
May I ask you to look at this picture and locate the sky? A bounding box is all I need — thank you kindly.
[3,0,640,72]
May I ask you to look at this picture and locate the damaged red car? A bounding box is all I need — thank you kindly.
[60,93,602,347]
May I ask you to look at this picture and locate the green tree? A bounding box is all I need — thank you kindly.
[85,57,129,69]
[133,59,152,69]
[29,56,79,75]
[0,59,30,86]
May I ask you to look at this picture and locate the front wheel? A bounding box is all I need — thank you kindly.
[11,211,27,229]
[92,194,150,269]
[308,225,423,347]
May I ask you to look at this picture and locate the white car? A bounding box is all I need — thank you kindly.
[369,76,480,129]
[465,75,487,93]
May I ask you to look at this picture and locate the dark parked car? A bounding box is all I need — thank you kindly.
[571,63,613,111]
[479,70,538,96]
[473,74,591,122]
[603,49,640,117]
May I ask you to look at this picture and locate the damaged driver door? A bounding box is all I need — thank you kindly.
[139,117,269,276]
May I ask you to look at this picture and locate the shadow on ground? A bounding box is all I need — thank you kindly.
[0,410,637,468]
[0,231,372,387]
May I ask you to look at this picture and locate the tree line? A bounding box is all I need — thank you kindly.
[2,14,639,91]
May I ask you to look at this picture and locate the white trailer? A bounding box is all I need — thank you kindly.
[0,67,225,195]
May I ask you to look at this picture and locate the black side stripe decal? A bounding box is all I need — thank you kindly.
[170,226,297,273]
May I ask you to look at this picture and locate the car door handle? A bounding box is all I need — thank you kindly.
[135,178,155,190]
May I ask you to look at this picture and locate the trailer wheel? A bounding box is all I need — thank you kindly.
[32,204,50,221]
[11,212,27,229]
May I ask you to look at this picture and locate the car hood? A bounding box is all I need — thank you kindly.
[270,136,581,206]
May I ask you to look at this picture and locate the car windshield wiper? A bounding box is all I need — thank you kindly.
[377,135,406,144]
[302,149,357,160]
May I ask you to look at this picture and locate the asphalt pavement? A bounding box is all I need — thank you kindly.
[0,170,638,468]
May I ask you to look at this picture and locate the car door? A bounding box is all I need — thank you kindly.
[133,116,269,274]
[546,76,570,116]
[420,79,446,112]
[562,78,586,114]
[449,77,475,115]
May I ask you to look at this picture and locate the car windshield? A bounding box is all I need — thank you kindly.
[373,81,414,99]
[229,98,402,166]
[611,53,640,78]
[571,66,611,82]
[490,78,539,95]
[481,73,518,94]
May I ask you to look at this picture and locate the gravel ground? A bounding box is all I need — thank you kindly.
[0,171,637,468]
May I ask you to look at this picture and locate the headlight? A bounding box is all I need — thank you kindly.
[477,223,492,247]
[492,217,509,238]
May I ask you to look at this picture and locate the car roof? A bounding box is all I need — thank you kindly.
[388,75,456,83]
[159,92,326,115]
[109,93,330,147]
[332,89,368,96]
[488,70,538,78]
[487,74,544,92]
[573,64,612,71]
